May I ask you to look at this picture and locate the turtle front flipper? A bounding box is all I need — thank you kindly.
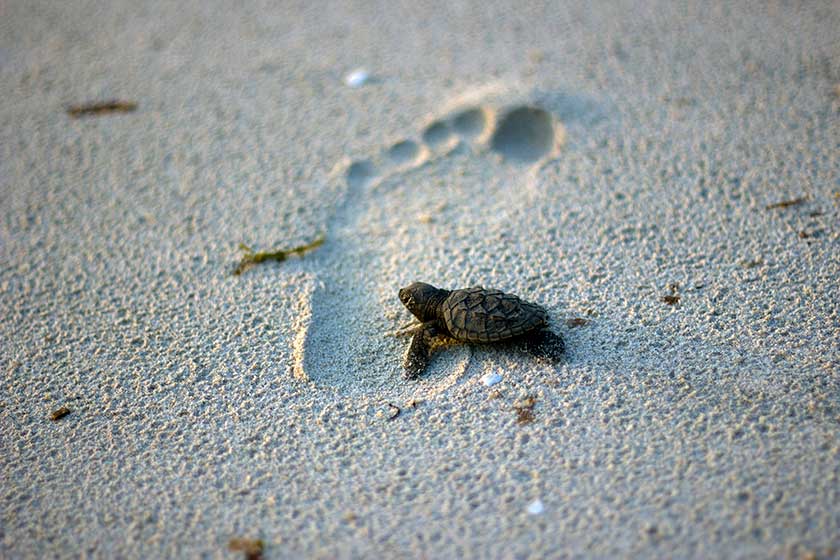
[403,323,439,379]
[515,329,565,364]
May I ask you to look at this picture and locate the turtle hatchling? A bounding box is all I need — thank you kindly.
[398,282,565,379]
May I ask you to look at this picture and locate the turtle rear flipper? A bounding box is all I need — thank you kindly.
[403,323,439,379]
[514,329,565,363]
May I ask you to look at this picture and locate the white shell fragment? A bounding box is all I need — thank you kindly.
[526,499,545,515]
[344,68,370,88]
[481,372,503,387]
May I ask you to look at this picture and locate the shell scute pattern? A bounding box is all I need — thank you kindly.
[443,287,548,342]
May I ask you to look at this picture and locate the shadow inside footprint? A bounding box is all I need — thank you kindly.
[346,160,375,189]
[490,106,555,163]
[387,140,421,166]
[450,108,488,139]
[422,121,454,149]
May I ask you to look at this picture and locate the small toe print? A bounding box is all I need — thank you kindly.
[346,160,376,189]
[422,120,454,149]
[450,107,489,139]
[387,140,421,165]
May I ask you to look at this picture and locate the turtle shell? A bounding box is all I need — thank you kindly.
[441,287,548,342]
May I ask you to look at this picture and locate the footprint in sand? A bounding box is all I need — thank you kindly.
[293,85,565,396]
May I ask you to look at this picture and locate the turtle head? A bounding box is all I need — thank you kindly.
[399,282,446,322]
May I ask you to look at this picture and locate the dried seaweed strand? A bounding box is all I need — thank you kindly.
[233,235,325,276]
[67,100,138,118]
[765,197,807,210]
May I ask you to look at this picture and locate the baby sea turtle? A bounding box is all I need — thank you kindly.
[398,282,565,379]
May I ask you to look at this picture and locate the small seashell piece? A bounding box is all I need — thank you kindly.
[345,68,370,88]
[481,372,503,387]
[526,499,545,515]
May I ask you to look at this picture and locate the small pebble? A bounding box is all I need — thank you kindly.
[481,372,503,387]
[228,537,264,560]
[49,406,71,421]
[344,69,370,88]
[526,499,544,515]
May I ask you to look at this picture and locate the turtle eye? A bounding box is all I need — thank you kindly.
[399,289,413,308]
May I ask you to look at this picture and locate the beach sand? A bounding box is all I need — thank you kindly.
[1,1,839,557]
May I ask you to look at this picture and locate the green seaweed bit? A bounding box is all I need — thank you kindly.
[765,197,807,210]
[233,235,325,275]
[517,408,535,425]
[740,258,763,269]
[67,100,138,117]
[514,395,537,425]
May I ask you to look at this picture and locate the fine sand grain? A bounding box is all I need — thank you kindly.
[1,1,839,558]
